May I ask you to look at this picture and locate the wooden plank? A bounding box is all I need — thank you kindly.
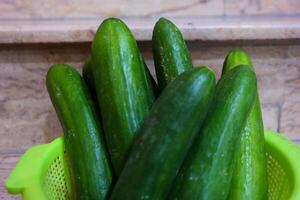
[0,16,299,44]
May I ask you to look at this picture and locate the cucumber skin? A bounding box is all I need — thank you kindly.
[82,55,96,96]
[83,56,159,100]
[92,18,156,175]
[222,48,253,76]
[46,64,113,200]
[169,66,257,200]
[223,48,267,200]
[144,61,160,97]
[110,67,216,200]
[82,55,106,132]
[152,17,193,90]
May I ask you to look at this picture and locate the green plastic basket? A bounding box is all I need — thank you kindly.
[5,130,300,200]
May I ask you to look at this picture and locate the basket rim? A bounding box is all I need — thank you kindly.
[264,130,300,200]
[5,130,300,200]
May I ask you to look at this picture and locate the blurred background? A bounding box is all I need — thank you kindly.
[0,0,299,198]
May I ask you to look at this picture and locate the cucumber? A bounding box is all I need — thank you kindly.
[92,18,156,175]
[144,61,160,97]
[169,66,257,200]
[82,55,96,95]
[223,49,267,200]
[46,64,113,199]
[110,67,216,200]
[82,56,105,128]
[222,48,253,76]
[152,17,193,90]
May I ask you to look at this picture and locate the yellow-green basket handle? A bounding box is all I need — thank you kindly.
[5,137,64,200]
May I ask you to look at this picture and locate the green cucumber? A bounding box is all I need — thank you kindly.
[152,17,193,90]
[82,56,105,128]
[144,61,160,97]
[92,18,156,175]
[110,67,216,200]
[82,55,96,95]
[223,49,267,200]
[169,66,257,200]
[46,64,113,199]
[222,48,253,75]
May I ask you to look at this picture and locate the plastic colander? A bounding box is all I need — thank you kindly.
[5,130,300,200]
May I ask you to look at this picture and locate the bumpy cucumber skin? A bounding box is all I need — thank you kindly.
[46,64,113,200]
[92,18,156,175]
[152,17,193,90]
[169,66,257,200]
[110,67,216,200]
[223,48,267,200]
